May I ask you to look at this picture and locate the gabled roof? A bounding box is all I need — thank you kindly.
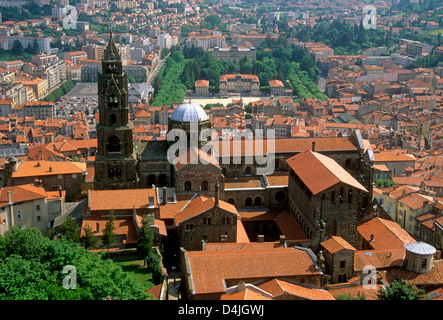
[173,147,220,170]
[286,150,368,195]
[174,194,237,226]
[0,184,49,206]
[357,217,415,251]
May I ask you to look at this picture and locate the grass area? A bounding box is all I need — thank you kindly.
[426,28,443,35]
[114,260,153,285]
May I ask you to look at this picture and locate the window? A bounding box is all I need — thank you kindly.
[58,174,63,180]
[107,135,121,153]
[37,216,41,222]
[203,217,212,225]
[201,180,209,191]
[36,205,41,211]
[421,259,427,269]
[184,180,192,191]
[72,174,77,179]
[245,197,253,207]
[340,261,346,268]
[17,211,22,220]
[254,196,262,207]
[185,224,194,231]
[221,217,230,225]
[227,198,235,205]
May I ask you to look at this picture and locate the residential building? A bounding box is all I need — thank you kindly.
[0,183,63,236]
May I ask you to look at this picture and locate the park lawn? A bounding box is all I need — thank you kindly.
[114,260,153,285]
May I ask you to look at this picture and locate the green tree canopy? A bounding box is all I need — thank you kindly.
[377,279,426,300]
[0,227,154,300]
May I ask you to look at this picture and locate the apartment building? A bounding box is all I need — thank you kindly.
[0,36,51,53]
[82,44,106,60]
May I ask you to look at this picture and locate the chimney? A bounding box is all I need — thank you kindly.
[148,196,155,208]
[7,191,12,204]
[237,281,246,292]
[96,221,100,233]
[162,187,167,205]
[257,235,264,243]
[312,141,316,152]
[402,189,406,196]
[279,235,286,246]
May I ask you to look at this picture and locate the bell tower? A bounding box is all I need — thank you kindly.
[94,31,138,190]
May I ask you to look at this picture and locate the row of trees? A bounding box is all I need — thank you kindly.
[42,80,76,103]
[150,49,188,107]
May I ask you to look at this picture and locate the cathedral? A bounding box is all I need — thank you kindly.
[94,33,375,252]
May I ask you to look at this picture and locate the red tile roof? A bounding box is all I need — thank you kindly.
[185,247,322,295]
[88,188,157,212]
[286,150,367,195]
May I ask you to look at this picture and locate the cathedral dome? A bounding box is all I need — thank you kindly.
[170,102,210,122]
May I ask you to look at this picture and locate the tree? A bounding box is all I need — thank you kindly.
[58,216,80,243]
[102,209,116,254]
[377,279,426,300]
[81,225,98,250]
[11,40,24,55]
[0,227,155,300]
[137,215,155,266]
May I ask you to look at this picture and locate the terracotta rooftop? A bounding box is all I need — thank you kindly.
[357,217,415,251]
[286,150,368,195]
[185,247,322,295]
[88,188,158,212]
[256,278,335,300]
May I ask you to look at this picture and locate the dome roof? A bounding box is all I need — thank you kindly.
[170,102,210,122]
[404,241,436,256]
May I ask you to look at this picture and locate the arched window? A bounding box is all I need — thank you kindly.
[348,190,353,203]
[227,198,235,205]
[184,180,192,191]
[345,158,352,168]
[245,197,253,207]
[275,191,285,203]
[201,180,209,191]
[107,135,120,153]
[254,196,262,207]
[245,167,252,175]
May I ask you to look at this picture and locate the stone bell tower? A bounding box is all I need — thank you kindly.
[94,31,138,190]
